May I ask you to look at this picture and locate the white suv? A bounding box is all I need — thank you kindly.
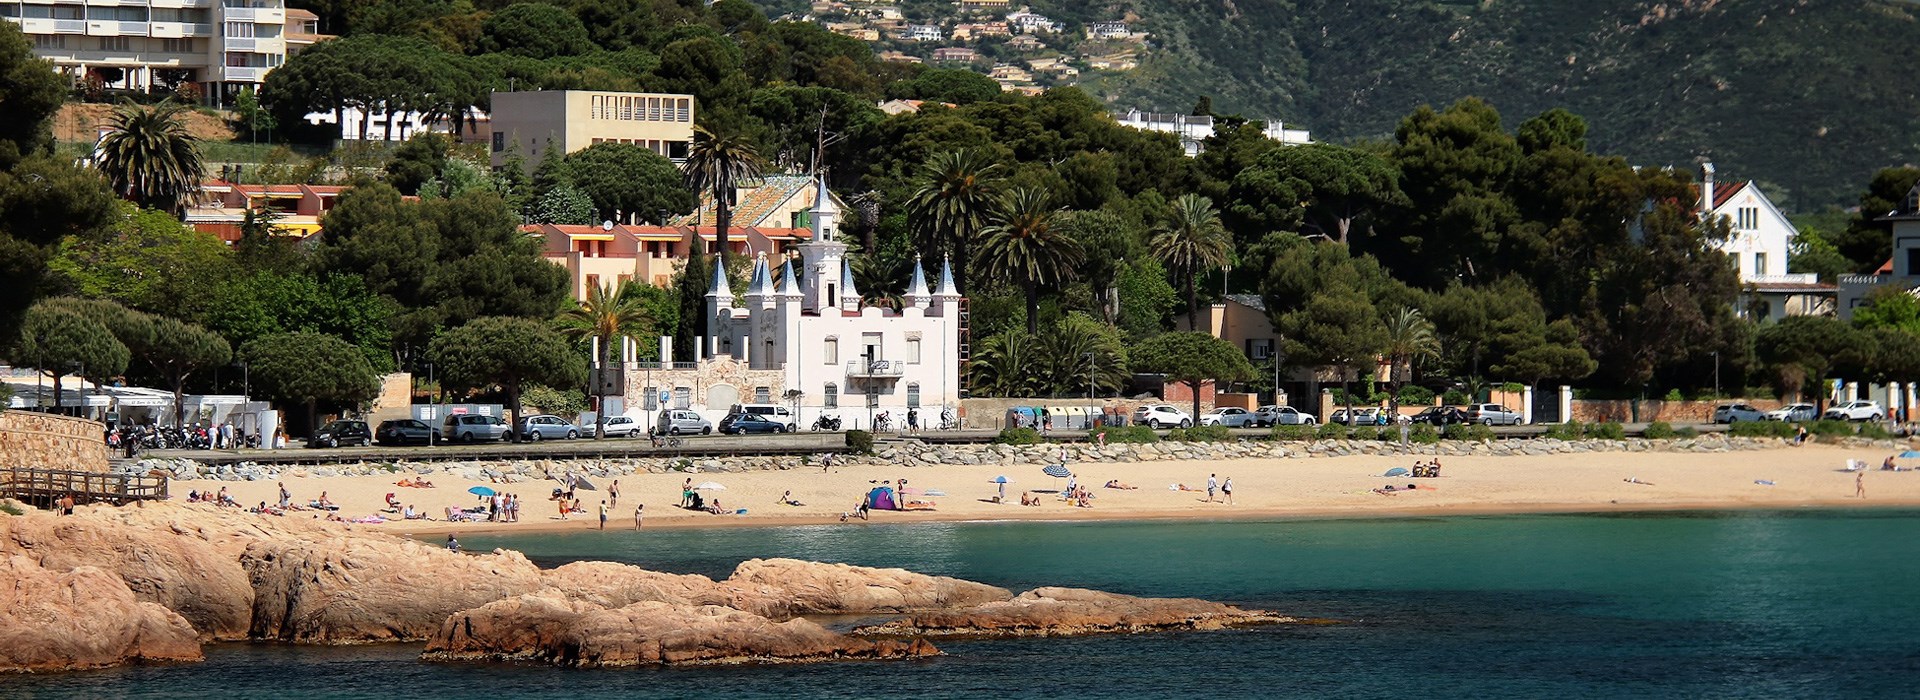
[1824,400,1884,422]
[1133,404,1194,429]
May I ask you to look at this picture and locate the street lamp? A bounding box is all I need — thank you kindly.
[1710,351,1720,398]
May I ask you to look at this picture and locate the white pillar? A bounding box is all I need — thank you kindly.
[1559,385,1573,424]
[1521,385,1534,425]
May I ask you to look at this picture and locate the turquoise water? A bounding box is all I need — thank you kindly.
[11,510,1920,698]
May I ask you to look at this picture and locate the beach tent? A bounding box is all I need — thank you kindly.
[866,486,898,510]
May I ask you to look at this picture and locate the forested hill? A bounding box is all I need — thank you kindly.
[1004,0,1920,210]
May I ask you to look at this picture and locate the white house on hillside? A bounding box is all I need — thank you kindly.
[1838,181,1920,320]
[1697,162,1834,320]
[1115,109,1311,157]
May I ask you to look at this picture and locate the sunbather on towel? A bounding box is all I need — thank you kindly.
[1104,480,1137,489]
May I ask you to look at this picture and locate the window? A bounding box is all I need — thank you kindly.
[907,383,921,408]
[491,133,505,152]
[823,383,838,408]
[907,339,922,364]
[824,338,838,365]
[1249,339,1273,360]
[33,35,66,50]
[642,386,659,411]
[1734,206,1760,230]
[673,386,690,409]
[1754,252,1768,276]
[161,38,193,53]
[99,36,131,51]
[754,386,771,403]
[224,21,254,38]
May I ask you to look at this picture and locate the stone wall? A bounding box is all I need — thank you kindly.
[956,397,1201,429]
[1571,399,1785,423]
[0,411,109,472]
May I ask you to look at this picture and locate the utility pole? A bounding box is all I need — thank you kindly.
[1085,351,1095,430]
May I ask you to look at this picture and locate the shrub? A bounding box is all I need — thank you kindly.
[1806,419,1856,438]
[1443,424,1495,442]
[993,427,1042,445]
[1271,425,1314,441]
[1643,421,1676,439]
[1441,389,1470,406]
[0,500,21,516]
[1314,422,1349,440]
[1098,425,1159,444]
[1500,382,1526,394]
[1588,422,1626,440]
[1409,424,1440,444]
[1661,388,1685,402]
[1543,421,1586,440]
[1397,385,1436,405]
[1858,421,1894,440]
[845,429,876,454]
[1675,426,1699,438]
[1169,425,1233,442]
[1729,421,1793,438]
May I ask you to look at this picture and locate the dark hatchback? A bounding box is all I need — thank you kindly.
[718,413,785,435]
[308,420,372,448]
[375,419,436,446]
[1410,406,1470,426]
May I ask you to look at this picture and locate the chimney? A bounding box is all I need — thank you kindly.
[1700,161,1716,217]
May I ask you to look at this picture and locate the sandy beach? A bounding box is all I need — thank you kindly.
[169,444,1920,535]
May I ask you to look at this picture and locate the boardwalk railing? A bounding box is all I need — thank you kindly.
[0,466,169,507]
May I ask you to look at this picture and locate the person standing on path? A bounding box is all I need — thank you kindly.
[598,500,608,530]
[1206,474,1218,503]
[1223,476,1234,505]
[633,503,644,530]
[609,480,620,510]
[1856,471,1866,499]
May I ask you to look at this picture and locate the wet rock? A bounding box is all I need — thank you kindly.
[854,587,1292,638]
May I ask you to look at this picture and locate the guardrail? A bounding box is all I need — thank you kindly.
[0,466,168,506]
[145,432,848,466]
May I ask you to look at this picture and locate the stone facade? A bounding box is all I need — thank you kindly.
[626,356,788,416]
[1570,399,1785,424]
[0,412,109,472]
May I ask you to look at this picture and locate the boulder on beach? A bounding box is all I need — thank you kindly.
[0,555,203,672]
[242,536,544,643]
[423,590,938,666]
[0,513,254,641]
[725,558,1013,614]
[853,587,1293,638]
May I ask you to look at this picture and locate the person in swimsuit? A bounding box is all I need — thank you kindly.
[1222,477,1234,505]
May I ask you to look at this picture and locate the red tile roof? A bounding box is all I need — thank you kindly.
[1712,181,1750,210]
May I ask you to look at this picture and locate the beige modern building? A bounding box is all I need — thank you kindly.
[525,222,814,299]
[488,89,696,169]
[3,0,332,104]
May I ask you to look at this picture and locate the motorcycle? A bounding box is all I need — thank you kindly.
[812,415,842,431]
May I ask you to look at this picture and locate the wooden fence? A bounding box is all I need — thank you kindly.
[0,466,168,507]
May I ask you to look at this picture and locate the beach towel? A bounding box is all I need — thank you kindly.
[1754,480,1776,486]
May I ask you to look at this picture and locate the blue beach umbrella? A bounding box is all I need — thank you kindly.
[1042,464,1073,478]
[468,486,496,497]
[1900,451,1920,459]
[990,476,1011,484]
[1383,467,1410,477]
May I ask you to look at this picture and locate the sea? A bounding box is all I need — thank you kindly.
[10,509,1920,699]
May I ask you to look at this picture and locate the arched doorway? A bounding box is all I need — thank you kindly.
[707,384,739,411]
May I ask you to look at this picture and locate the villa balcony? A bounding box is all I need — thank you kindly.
[1745,273,1821,285]
[845,360,904,379]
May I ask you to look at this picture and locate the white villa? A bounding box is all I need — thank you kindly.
[1838,181,1920,320]
[620,178,966,431]
[1114,109,1311,157]
[1697,162,1834,321]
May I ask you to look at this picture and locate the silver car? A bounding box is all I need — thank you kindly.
[1254,405,1316,426]
[600,415,644,437]
[655,409,713,435]
[517,414,581,441]
[442,413,511,443]
[1712,404,1767,424]
[1465,403,1525,426]
[1765,403,1817,422]
[1200,407,1259,427]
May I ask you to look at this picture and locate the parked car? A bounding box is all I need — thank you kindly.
[517,414,581,441]
[308,419,371,448]
[1711,404,1768,423]
[736,404,797,431]
[599,415,644,438]
[1200,407,1259,428]
[1410,406,1470,426]
[375,419,435,446]
[1765,403,1818,422]
[1464,404,1525,426]
[1132,404,1193,429]
[719,412,787,435]
[1253,405,1316,426]
[1825,400,1885,421]
[655,409,713,436]
[442,414,511,443]
[1329,407,1384,426]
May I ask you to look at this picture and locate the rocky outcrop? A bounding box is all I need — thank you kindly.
[540,561,784,617]
[725,558,1012,614]
[854,587,1292,638]
[424,590,938,667]
[242,536,544,643]
[0,556,202,672]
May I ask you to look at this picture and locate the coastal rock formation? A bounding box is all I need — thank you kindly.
[0,507,254,641]
[539,561,784,617]
[725,558,1012,614]
[854,587,1292,638]
[424,590,938,666]
[0,556,203,671]
[242,536,544,643]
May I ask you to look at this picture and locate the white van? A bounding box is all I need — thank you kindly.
[655,409,712,435]
[736,404,796,430]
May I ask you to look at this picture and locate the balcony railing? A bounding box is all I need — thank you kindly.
[846,360,905,378]
[1744,273,1821,285]
[222,65,261,81]
[54,19,87,33]
[117,20,149,34]
[223,36,254,50]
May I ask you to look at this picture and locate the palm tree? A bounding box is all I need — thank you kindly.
[849,251,910,309]
[1150,194,1231,332]
[968,329,1040,397]
[975,187,1082,335]
[554,281,654,438]
[680,124,764,269]
[1381,306,1440,414]
[905,149,1001,293]
[94,99,206,213]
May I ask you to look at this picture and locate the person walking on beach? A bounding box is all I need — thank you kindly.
[277,482,290,509]
[681,478,693,507]
[598,500,608,530]
[609,480,620,510]
[1222,476,1234,505]
[634,503,644,530]
[1856,471,1866,499]
[1206,474,1218,503]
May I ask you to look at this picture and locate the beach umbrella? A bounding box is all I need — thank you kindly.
[1900,450,1920,459]
[990,476,1011,484]
[572,476,597,491]
[693,481,727,491]
[1383,467,1410,477]
[468,486,496,497]
[1042,464,1073,478]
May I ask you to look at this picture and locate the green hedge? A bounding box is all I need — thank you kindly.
[1314,423,1350,440]
[845,429,875,454]
[1543,421,1586,440]
[1588,422,1626,440]
[1168,425,1234,442]
[994,427,1043,445]
[1409,424,1440,444]
[1643,421,1676,439]
[1271,425,1314,441]
[1728,421,1795,438]
[1442,424,1496,442]
[1096,425,1160,444]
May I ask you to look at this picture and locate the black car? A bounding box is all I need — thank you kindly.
[719,413,786,435]
[375,419,436,446]
[308,420,372,448]
[1410,406,1469,426]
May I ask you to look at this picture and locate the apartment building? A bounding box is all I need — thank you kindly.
[488,89,696,170]
[2,0,332,103]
